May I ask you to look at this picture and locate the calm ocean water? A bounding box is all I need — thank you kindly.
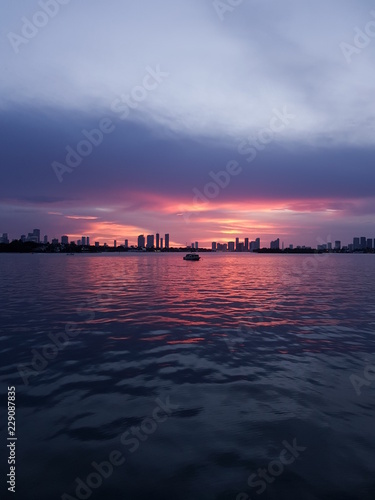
[1,253,375,499]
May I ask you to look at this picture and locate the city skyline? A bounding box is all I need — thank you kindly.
[2,227,375,252]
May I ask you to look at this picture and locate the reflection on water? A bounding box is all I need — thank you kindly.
[0,253,375,499]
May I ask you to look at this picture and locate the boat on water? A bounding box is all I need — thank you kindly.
[183,253,200,261]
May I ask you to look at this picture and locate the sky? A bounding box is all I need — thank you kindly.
[1,0,375,247]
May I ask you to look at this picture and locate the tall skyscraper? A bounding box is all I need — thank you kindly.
[235,237,239,251]
[86,237,90,246]
[160,237,163,249]
[360,237,366,250]
[33,229,40,243]
[138,235,145,248]
[44,235,48,244]
[82,236,86,246]
[165,234,169,249]
[255,238,260,250]
[353,238,360,250]
[366,238,373,250]
[270,238,280,250]
[27,229,40,243]
[195,242,198,249]
[244,238,249,251]
[125,239,128,248]
[1,233,9,244]
[335,241,341,250]
[228,241,235,251]
[114,240,117,248]
[156,233,160,249]
[146,235,154,248]
[61,235,69,245]
[212,242,217,251]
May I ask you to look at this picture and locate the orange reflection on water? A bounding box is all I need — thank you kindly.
[141,335,169,342]
[167,338,205,345]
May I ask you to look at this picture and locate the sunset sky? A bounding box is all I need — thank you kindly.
[1,0,375,247]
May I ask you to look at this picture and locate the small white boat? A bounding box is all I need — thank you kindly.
[183,253,200,261]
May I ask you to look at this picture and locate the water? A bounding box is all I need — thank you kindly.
[1,253,375,499]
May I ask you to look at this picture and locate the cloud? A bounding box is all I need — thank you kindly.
[1,0,375,246]
[1,0,375,144]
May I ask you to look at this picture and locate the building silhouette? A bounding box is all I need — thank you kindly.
[27,229,40,243]
[146,235,154,248]
[138,234,145,247]
[270,238,280,250]
[165,233,169,249]
[33,229,40,243]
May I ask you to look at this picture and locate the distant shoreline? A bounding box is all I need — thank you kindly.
[0,243,373,255]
